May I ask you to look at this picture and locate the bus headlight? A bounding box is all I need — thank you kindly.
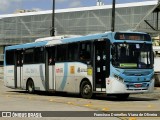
[113,74,124,82]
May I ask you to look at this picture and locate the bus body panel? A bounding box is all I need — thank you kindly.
[106,65,154,94]
[23,64,46,91]
[55,62,78,93]
[49,65,55,90]
[17,66,23,88]
[106,77,154,94]
[4,66,15,88]
[74,62,93,93]
[55,62,93,93]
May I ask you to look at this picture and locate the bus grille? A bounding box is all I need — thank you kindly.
[123,71,151,76]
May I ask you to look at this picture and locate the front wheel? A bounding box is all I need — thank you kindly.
[80,81,93,99]
[27,80,35,94]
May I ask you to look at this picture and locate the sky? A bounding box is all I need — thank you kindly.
[0,0,157,15]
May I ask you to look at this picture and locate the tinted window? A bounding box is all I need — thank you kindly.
[57,45,68,61]
[34,47,44,63]
[24,49,34,64]
[68,43,78,61]
[48,47,55,65]
[6,50,15,65]
[79,42,91,60]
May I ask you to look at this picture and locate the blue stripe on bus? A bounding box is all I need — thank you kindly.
[5,41,48,50]
[60,63,68,90]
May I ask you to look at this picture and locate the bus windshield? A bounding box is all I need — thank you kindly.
[111,43,153,69]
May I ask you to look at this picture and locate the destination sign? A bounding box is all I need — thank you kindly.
[115,33,151,41]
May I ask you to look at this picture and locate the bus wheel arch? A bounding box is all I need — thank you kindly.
[80,78,93,99]
[26,78,35,94]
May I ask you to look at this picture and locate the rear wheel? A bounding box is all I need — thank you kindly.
[27,80,35,94]
[80,81,93,99]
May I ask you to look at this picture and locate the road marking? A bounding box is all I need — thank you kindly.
[102,107,109,111]
[129,117,137,120]
[67,102,74,105]
[147,105,152,108]
[84,104,92,107]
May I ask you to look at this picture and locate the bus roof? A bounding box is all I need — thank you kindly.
[5,41,48,51]
[5,31,149,51]
[5,32,111,50]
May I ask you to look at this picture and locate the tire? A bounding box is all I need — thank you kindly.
[27,80,35,94]
[80,81,93,99]
[115,94,130,100]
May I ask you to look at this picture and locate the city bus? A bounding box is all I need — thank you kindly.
[4,31,154,99]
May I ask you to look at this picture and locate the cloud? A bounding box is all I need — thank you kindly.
[32,8,43,11]
[0,1,10,11]
[0,0,22,11]
[56,0,67,3]
[69,1,82,7]
[55,0,82,8]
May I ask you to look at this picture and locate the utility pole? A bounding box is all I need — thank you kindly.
[51,0,55,36]
[111,0,116,32]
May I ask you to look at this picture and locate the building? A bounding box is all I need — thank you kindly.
[0,0,160,64]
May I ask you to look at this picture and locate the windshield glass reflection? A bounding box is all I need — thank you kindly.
[111,43,153,69]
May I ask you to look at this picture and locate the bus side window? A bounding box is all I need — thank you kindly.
[48,47,55,65]
[57,44,68,62]
[34,47,45,63]
[16,51,23,66]
[68,43,78,61]
[6,50,15,65]
[79,42,91,60]
[24,49,34,64]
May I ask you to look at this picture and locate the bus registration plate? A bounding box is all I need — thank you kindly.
[134,84,142,88]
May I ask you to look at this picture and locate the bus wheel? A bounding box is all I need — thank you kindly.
[116,94,130,100]
[80,81,93,99]
[27,80,35,94]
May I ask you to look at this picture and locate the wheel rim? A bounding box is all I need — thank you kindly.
[28,85,32,92]
[28,82,33,92]
[83,84,91,95]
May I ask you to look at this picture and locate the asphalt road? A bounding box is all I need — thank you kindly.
[0,80,160,120]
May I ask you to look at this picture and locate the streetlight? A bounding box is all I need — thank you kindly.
[111,0,116,32]
[51,0,55,36]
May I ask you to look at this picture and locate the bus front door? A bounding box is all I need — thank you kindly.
[15,50,23,88]
[94,40,110,92]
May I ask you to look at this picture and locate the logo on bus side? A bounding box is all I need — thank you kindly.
[56,68,63,73]
[70,66,75,74]
[77,67,87,73]
[77,67,92,75]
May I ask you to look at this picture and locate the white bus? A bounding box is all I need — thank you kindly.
[4,32,154,99]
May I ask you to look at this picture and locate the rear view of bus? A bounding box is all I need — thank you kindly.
[108,32,154,99]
